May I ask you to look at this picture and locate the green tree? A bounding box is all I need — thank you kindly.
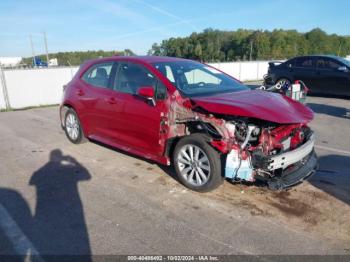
[194,42,203,59]
[147,28,350,62]
[23,49,136,66]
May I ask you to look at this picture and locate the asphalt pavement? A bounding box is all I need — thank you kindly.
[0,95,349,259]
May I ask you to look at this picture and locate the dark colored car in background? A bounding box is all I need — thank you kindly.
[265,55,350,97]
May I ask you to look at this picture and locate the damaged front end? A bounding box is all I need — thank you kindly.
[223,119,317,190]
[167,91,317,190]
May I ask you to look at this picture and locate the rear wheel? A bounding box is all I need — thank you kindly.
[64,108,85,144]
[173,134,223,192]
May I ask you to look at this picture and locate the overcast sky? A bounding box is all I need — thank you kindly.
[0,0,349,57]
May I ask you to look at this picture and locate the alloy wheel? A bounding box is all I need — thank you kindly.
[176,144,211,186]
[276,79,291,89]
[65,113,80,141]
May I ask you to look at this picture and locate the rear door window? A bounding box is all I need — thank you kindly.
[82,62,114,88]
[295,57,314,68]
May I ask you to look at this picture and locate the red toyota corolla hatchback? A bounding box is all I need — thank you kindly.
[60,56,317,192]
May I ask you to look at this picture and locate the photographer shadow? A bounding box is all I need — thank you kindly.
[0,149,92,260]
[29,149,92,258]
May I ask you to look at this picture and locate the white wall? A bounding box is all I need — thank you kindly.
[0,57,22,67]
[209,61,269,81]
[3,67,78,109]
[0,61,269,110]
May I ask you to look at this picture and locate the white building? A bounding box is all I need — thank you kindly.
[49,58,58,66]
[0,57,22,67]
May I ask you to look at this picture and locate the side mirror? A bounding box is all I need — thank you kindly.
[337,66,349,73]
[137,86,155,106]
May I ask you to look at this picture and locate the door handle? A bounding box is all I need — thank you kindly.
[76,89,85,96]
[106,97,118,104]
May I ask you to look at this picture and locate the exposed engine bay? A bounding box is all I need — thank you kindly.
[165,91,317,190]
[222,119,315,186]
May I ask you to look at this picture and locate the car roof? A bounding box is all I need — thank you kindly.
[84,55,191,65]
[290,55,343,60]
[127,55,190,63]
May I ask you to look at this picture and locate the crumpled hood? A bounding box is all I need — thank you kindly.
[191,90,314,124]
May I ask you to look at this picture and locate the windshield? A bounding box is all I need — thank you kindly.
[152,61,248,97]
[336,57,350,67]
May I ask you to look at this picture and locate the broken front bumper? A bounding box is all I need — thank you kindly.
[267,133,315,171]
[265,150,318,190]
[225,132,318,189]
[256,133,318,190]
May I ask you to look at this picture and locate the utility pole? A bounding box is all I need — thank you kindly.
[29,34,36,67]
[43,31,49,64]
[249,41,253,61]
[338,41,342,56]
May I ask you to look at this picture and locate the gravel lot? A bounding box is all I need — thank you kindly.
[0,95,349,257]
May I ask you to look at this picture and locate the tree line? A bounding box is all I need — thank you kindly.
[21,28,350,65]
[22,49,135,66]
[148,28,350,62]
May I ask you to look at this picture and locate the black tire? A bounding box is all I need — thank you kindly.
[173,134,223,192]
[64,108,85,144]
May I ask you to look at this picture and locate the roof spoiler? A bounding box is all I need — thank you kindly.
[268,61,283,67]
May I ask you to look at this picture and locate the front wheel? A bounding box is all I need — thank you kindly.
[173,134,223,192]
